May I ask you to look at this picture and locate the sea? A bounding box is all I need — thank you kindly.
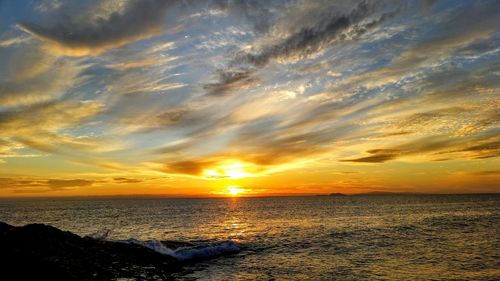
[0,194,499,280]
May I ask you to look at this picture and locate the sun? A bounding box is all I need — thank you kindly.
[227,185,245,196]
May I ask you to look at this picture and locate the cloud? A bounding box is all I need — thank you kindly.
[0,100,103,135]
[18,0,172,56]
[0,35,31,47]
[222,0,285,32]
[471,170,500,176]
[34,0,63,13]
[242,1,400,66]
[155,108,190,125]
[341,137,455,163]
[112,103,211,134]
[203,70,259,96]
[0,139,29,159]
[129,1,500,178]
[0,45,87,107]
[105,55,177,70]
[341,150,400,163]
[0,62,85,107]
[0,99,123,166]
[46,179,94,188]
[0,178,45,188]
[341,132,500,164]
[458,140,500,159]
[156,117,360,177]
[1,0,498,193]
[422,0,438,10]
[460,141,499,152]
[162,160,215,176]
[101,41,178,70]
[203,1,402,96]
[113,177,142,184]
[341,154,397,163]
[104,70,185,95]
[341,2,500,90]
[0,177,95,190]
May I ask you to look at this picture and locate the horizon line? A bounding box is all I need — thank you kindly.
[1,191,499,200]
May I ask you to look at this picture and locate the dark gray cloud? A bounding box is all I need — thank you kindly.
[205,0,402,96]
[242,1,400,66]
[18,0,171,55]
[17,0,284,57]
[203,70,259,96]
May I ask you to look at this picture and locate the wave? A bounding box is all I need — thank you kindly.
[120,238,240,262]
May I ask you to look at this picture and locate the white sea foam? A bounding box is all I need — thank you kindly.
[173,241,240,261]
[121,238,240,262]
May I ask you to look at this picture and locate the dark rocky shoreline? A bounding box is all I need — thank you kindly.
[0,222,182,280]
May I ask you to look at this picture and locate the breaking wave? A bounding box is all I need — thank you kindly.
[121,238,240,262]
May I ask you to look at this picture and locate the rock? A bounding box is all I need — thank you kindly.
[0,222,181,281]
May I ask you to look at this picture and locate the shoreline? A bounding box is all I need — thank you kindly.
[0,221,238,281]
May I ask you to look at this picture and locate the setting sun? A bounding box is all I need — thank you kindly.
[227,185,245,196]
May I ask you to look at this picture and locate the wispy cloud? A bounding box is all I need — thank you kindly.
[0,0,498,194]
[204,0,403,96]
[0,177,96,191]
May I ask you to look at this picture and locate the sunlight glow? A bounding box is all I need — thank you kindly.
[227,185,245,196]
[225,167,250,179]
[203,161,254,179]
[204,169,221,178]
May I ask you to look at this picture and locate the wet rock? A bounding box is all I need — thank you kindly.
[0,222,180,281]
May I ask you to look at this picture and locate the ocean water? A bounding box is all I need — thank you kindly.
[0,194,499,280]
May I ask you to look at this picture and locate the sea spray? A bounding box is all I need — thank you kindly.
[121,238,240,262]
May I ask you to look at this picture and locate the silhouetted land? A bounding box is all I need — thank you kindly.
[328,193,348,196]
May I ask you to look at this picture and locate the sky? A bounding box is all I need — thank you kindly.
[0,0,498,197]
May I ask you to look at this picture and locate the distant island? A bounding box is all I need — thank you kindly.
[328,193,348,196]
[355,191,423,196]
[318,191,425,196]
